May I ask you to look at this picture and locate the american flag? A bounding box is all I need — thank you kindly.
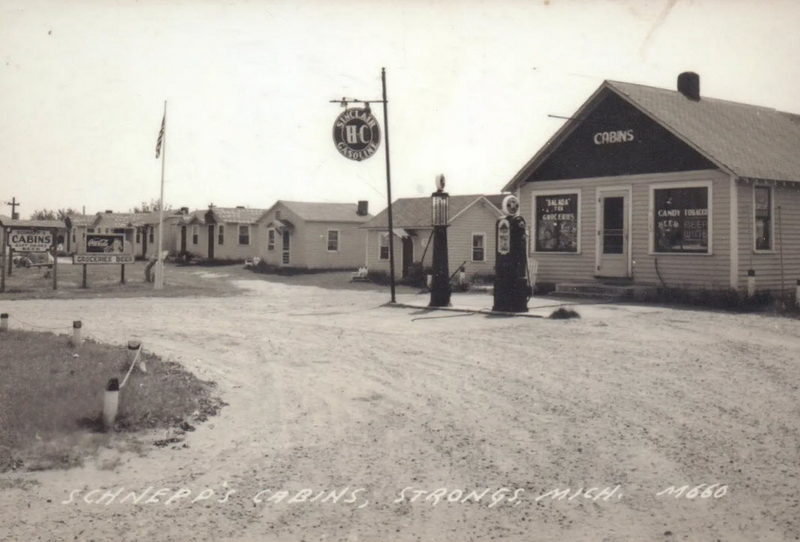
[155,111,165,158]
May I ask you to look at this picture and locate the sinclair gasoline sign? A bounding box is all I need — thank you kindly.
[74,233,134,264]
[8,229,53,252]
[332,107,381,161]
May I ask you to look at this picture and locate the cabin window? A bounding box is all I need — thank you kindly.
[653,185,709,253]
[754,186,772,251]
[472,233,485,262]
[267,228,275,251]
[238,224,250,245]
[192,225,198,245]
[135,230,140,243]
[218,225,225,245]
[379,232,389,260]
[148,228,154,243]
[87,228,95,233]
[533,192,579,253]
[327,230,339,252]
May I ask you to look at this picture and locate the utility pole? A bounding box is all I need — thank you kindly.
[5,197,20,220]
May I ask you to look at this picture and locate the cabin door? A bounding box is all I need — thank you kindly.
[180,226,187,254]
[207,225,215,259]
[596,188,630,278]
[281,229,290,264]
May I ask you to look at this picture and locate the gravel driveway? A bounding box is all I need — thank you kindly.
[1,272,798,541]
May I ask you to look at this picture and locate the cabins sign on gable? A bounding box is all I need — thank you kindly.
[528,90,715,182]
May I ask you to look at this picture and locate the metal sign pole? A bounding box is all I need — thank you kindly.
[381,67,396,304]
[52,228,58,290]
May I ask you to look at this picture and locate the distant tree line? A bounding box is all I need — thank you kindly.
[29,208,79,221]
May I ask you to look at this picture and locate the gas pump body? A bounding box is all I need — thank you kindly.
[493,196,532,312]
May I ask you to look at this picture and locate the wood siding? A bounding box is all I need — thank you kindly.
[737,180,800,293]
[519,169,733,288]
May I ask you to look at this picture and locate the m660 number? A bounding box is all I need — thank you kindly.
[656,484,728,499]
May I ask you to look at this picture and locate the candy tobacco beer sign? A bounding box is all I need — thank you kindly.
[8,229,53,252]
[332,107,381,161]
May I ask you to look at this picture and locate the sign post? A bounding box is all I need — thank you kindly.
[329,67,396,303]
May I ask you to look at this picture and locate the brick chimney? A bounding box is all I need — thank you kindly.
[678,72,700,101]
[357,200,369,216]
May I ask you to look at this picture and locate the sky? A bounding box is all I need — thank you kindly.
[1,0,799,218]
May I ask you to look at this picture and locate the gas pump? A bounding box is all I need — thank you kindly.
[493,195,532,312]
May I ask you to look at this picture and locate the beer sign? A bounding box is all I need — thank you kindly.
[75,233,134,264]
[332,107,381,161]
[8,229,53,252]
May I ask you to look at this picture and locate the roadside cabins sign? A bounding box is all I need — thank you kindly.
[332,107,381,161]
[74,233,134,264]
[8,229,53,252]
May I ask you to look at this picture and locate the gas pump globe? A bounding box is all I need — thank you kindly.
[429,174,451,307]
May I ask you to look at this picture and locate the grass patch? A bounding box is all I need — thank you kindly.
[549,307,581,319]
[0,330,224,472]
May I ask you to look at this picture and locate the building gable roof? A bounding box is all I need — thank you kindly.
[206,207,268,225]
[363,194,504,229]
[504,79,800,190]
[266,201,373,223]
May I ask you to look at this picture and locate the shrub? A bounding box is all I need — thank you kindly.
[549,307,580,319]
[367,270,390,285]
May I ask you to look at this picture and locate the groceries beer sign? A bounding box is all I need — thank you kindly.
[332,107,381,161]
[7,229,53,252]
[74,233,134,264]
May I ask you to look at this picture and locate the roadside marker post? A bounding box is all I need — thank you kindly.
[103,378,120,431]
[747,270,756,298]
[70,320,82,346]
[127,340,146,373]
[0,313,8,332]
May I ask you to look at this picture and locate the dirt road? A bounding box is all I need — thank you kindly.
[1,271,798,541]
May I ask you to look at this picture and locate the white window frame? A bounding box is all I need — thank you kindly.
[327,229,340,252]
[752,184,774,253]
[218,224,225,246]
[238,224,251,246]
[378,232,390,260]
[192,225,199,245]
[267,228,275,251]
[530,188,582,254]
[648,180,713,256]
[471,232,486,262]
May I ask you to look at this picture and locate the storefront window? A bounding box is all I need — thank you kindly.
[534,193,579,252]
[754,186,771,250]
[653,186,709,253]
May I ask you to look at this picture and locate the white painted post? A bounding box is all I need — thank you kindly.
[0,313,8,332]
[70,320,82,346]
[103,378,120,431]
[426,274,432,289]
[458,269,466,285]
[746,270,756,298]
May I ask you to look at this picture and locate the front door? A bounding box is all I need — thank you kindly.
[207,224,215,259]
[596,190,629,277]
[281,230,290,264]
[180,226,187,254]
[401,236,413,278]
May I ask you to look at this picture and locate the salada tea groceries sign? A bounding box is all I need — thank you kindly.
[332,107,381,161]
[534,194,579,253]
[74,233,134,264]
[7,229,53,252]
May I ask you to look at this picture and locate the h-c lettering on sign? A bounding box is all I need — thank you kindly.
[346,125,370,144]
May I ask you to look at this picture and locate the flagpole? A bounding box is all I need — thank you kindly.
[155,100,166,290]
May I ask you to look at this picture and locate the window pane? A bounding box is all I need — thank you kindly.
[653,187,708,253]
[535,194,578,252]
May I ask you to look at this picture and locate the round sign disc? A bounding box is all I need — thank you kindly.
[502,195,520,216]
[332,108,381,161]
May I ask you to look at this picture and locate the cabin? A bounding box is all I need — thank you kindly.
[503,72,800,294]
[256,200,372,269]
[362,194,505,279]
[185,206,268,261]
